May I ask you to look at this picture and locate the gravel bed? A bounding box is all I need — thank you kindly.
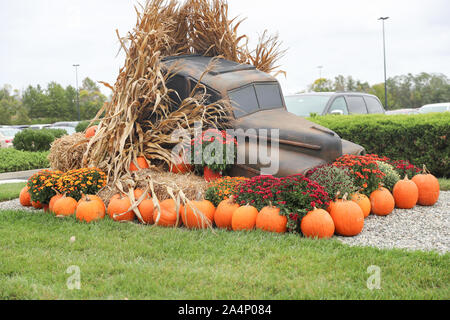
[0,198,36,212]
[336,192,449,254]
[1,193,449,254]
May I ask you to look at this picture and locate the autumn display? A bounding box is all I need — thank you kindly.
[17,0,441,242]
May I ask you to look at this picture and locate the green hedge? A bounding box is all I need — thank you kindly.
[310,113,450,178]
[0,149,50,173]
[13,129,67,152]
[76,121,99,133]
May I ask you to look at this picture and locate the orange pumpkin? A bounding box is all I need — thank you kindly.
[326,198,344,213]
[130,156,150,172]
[351,193,371,218]
[19,187,32,207]
[232,205,259,231]
[107,194,135,221]
[49,194,64,213]
[133,189,154,224]
[329,195,364,237]
[256,206,287,233]
[76,195,105,223]
[393,176,419,209]
[78,194,103,204]
[169,160,193,174]
[85,125,98,138]
[183,200,216,229]
[31,201,43,209]
[53,196,78,217]
[412,167,440,206]
[370,187,395,216]
[301,208,335,239]
[214,197,240,230]
[153,199,184,227]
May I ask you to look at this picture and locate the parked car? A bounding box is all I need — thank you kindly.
[0,127,21,148]
[284,92,385,117]
[10,125,30,129]
[48,125,75,135]
[161,55,365,177]
[29,124,51,130]
[52,121,80,128]
[418,103,450,114]
[385,108,420,115]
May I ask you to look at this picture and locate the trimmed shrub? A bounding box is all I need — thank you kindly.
[76,121,90,133]
[76,121,100,133]
[13,129,67,152]
[310,113,450,177]
[0,149,49,173]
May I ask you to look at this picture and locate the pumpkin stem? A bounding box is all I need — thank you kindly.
[334,191,341,201]
[422,164,430,174]
[404,174,409,180]
[196,191,203,201]
[343,193,348,201]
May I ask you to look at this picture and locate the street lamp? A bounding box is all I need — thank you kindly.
[317,66,323,91]
[378,17,389,109]
[317,65,323,79]
[73,64,81,121]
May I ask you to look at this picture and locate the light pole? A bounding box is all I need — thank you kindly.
[378,17,389,109]
[317,65,323,79]
[317,66,323,91]
[73,64,81,121]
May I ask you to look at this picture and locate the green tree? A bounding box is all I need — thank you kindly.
[308,78,334,92]
[0,85,23,125]
[305,72,450,111]
[22,85,50,119]
[79,77,106,120]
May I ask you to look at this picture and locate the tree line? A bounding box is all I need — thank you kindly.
[306,72,450,110]
[2,72,449,124]
[0,77,107,125]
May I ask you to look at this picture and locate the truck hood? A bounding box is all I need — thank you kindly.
[232,109,343,164]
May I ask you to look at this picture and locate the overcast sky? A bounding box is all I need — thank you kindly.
[1,0,449,96]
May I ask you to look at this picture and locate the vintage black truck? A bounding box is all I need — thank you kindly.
[162,55,365,177]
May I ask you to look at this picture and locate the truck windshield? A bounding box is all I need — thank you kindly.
[285,95,331,117]
[229,83,284,118]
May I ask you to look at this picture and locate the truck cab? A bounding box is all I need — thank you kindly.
[161,55,365,177]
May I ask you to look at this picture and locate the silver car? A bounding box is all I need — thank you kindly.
[285,92,385,117]
[419,103,450,114]
[0,127,21,148]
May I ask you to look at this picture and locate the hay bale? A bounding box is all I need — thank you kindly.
[48,133,88,172]
[98,169,208,206]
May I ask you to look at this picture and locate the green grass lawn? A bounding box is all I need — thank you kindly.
[0,210,448,300]
[0,182,26,202]
[439,179,450,192]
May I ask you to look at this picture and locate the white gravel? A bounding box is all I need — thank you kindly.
[1,192,449,254]
[0,198,36,212]
[336,191,449,254]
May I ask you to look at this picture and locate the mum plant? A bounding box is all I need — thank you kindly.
[205,176,249,206]
[56,168,107,201]
[377,161,400,192]
[234,175,330,233]
[390,159,421,179]
[27,169,63,204]
[190,129,237,174]
[309,165,357,200]
[333,154,385,196]
[363,154,421,179]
